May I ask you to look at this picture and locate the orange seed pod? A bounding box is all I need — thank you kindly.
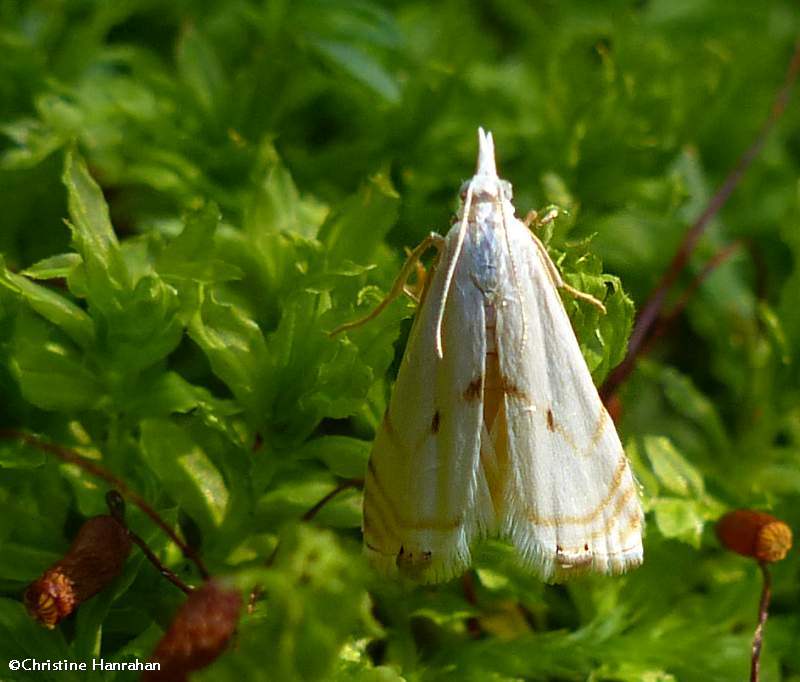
[143,580,242,682]
[25,515,132,628]
[716,509,793,563]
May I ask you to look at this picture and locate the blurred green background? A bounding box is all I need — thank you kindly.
[1,0,800,680]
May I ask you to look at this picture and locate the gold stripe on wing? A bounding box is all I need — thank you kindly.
[530,402,610,459]
[555,486,640,552]
[366,457,464,532]
[524,455,633,527]
[363,491,401,545]
[588,407,609,450]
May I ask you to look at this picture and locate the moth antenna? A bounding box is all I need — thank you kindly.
[434,181,473,358]
[498,183,528,348]
[435,128,501,357]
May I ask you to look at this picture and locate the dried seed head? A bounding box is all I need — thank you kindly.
[143,580,242,682]
[24,570,75,629]
[716,509,793,563]
[25,515,132,628]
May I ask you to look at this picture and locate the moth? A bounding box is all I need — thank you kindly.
[336,128,643,582]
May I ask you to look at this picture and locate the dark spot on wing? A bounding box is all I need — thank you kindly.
[396,545,433,569]
[501,376,530,401]
[547,409,555,432]
[463,376,483,401]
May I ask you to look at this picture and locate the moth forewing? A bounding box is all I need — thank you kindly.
[496,215,643,580]
[360,127,643,583]
[363,222,490,583]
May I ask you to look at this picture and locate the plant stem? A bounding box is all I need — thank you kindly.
[302,478,363,522]
[643,240,744,350]
[601,38,800,402]
[0,429,210,580]
[128,528,194,594]
[104,490,193,594]
[751,561,772,682]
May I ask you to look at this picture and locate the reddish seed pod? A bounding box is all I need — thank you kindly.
[716,509,793,563]
[25,515,132,628]
[143,580,242,682]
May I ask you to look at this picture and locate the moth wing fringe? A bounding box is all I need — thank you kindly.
[504,517,644,583]
[363,532,474,584]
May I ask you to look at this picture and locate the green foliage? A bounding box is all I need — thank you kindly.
[1,1,800,680]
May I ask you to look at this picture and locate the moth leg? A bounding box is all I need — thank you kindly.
[329,232,445,336]
[523,207,559,229]
[401,247,429,303]
[528,231,607,314]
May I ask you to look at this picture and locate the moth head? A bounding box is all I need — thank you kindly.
[457,127,514,205]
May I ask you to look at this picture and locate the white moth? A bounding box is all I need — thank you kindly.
[336,128,643,583]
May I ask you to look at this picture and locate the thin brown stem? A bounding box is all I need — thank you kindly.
[461,571,483,638]
[0,429,210,580]
[247,586,263,615]
[128,529,194,594]
[248,477,366,612]
[644,240,744,349]
[751,561,772,682]
[601,38,800,402]
[302,478,363,522]
[104,489,192,593]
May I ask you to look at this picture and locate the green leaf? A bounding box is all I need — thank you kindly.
[0,117,67,170]
[643,435,704,498]
[197,525,369,682]
[176,25,227,117]
[651,498,705,548]
[1,256,95,348]
[62,148,131,310]
[102,274,184,374]
[124,371,203,417]
[643,363,730,454]
[188,293,269,417]
[318,172,400,266]
[307,39,401,104]
[558,247,634,382]
[263,290,373,440]
[757,301,791,365]
[9,310,102,411]
[0,599,77,679]
[256,467,360,529]
[245,142,329,241]
[0,440,46,469]
[156,203,241,287]
[139,418,229,531]
[0,542,61,581]
[22,253,83,280]
[296,436,370,478]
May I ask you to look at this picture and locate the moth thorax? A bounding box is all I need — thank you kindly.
[482,301,502,432]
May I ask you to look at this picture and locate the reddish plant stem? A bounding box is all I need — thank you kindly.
[601,39,800,402]
[0,429,210,580]
[302,478,364,522]
[247,477,365,613]
[461,571,483,638]
[751,561,772,682]
[128,529,194,595]
[105,490,193,594]
[643,240,744,350]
